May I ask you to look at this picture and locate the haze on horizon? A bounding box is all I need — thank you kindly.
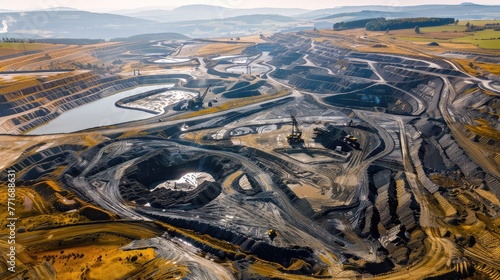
[2,0,499,12]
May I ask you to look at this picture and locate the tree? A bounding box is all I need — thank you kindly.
[465,22,470,28]
[415,26,420,34]
[455,19,459,25]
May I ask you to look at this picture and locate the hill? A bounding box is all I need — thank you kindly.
[224,14,297,24]
[301,4,500,20]
[0,8,304,39]
[114,32,189,42]
[0,11,157,39]
[125,5,309,22]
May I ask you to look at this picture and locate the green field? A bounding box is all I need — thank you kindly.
[389,22,500,49]
[457,20,500,26]
[420,25,466,32]
[398,37,449,42]
[451,29,500,49]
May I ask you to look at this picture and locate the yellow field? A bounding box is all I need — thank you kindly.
[466,119,500,141]
[35,243,158,279]
[0,42,61,57]
[474,62,500,76]
[196,43,251,56]
[452,58,480,76]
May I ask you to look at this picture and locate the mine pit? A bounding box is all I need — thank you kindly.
[2,22,499,280]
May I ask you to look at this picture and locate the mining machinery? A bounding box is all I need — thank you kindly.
[313,127,328,139]
[268,229,278,241]
[188,84,211,109]
[287,116,304,144]
[343,134,360,148]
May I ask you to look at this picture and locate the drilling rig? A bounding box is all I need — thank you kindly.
[286,116,303,144]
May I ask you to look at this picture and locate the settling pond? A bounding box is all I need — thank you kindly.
[27,84,175,134]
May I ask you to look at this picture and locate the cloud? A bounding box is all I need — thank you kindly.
[0,20,8,33]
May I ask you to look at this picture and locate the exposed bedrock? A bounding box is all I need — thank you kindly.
[359,166,423,265]
[147,181,221,210]
[231,173,262,196]
[313,124,353,151]
[408,117,487,186]
[222,80,268,99]
[119,150,241,209]
[324,85,420,115]
[1,144,86,181]
[139,211,318,270]
[286,72,373,94]
[237,147,316,216]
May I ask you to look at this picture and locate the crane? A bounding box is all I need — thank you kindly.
[286,115,303,144]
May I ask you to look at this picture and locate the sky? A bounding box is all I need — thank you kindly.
[1,0,499,12]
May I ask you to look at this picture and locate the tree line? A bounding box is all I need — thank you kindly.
[365,17,455,31]
[333,17,455,31]
[333,18,384,30]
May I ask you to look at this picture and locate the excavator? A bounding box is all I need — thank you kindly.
[286,115,303,144]
[343,134,360,148]
[188,84,211,109]
[268,229,278,241]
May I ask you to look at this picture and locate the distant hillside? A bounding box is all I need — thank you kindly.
[317,10,412,21]
[115,32,189,42]
[301,4,500,20]
[225,14,297,24]
[36,7,82,12]
[0,9,306,39]
[126,4,309,22]
[3,3,499,40]
[0,11,158,39]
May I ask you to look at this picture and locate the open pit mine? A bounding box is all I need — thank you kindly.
[1,29,500,280]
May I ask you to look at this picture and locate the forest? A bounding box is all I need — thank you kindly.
[364,17,455,31]
[333,17,455,31]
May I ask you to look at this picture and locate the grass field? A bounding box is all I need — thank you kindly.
[420,25,467,32]
[458,20,500,26]
[382,25,500,49]
[451,29,500,49]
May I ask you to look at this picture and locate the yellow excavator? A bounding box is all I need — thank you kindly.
[344,134,360,148]
[268,229,278,241]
